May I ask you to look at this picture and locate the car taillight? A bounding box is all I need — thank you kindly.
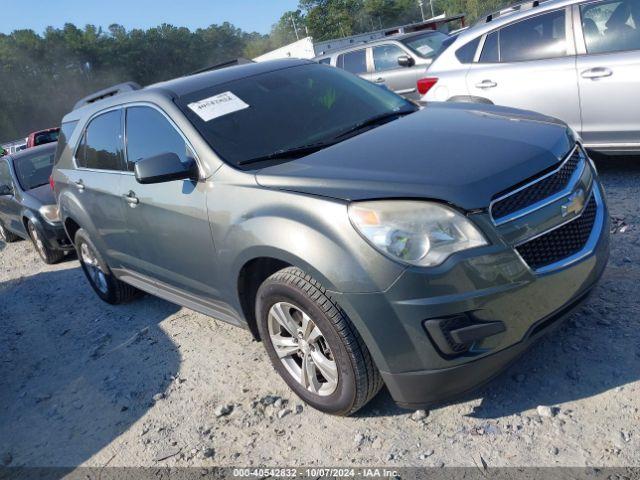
[49,175,55,191]
[417,77,438,95]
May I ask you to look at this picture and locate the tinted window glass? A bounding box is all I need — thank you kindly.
[318,57,331,65]
[338,49,367,74]
[78,110,123,171]
[126,107,192,171]
[177,63,414,168]
[14,149,55,190]
[34,130,59,146]
[581,0,640,53]
[372,44,406,71]
[54,121,78,165]
[0,160,11,187]
[456,37,481,63]
[402,31,451,58]
[480,32,499,62]
[500,10,567,62]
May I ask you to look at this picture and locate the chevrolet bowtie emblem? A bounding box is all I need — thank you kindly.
[561,188,586,218]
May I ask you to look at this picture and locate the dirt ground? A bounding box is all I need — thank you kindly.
[1,156,638,469]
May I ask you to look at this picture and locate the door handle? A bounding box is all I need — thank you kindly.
[581,67,612,79]
[75,180,85,191]
[475,79,497,89]
[123,191,139,206]
[374,77,385,83]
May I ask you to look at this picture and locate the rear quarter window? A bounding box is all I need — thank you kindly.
[455,37,481,63]
[54,121,79,165]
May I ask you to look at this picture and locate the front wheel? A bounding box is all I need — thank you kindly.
[256,267,383,416]
[28,221,64,264]
[75,229,141,304]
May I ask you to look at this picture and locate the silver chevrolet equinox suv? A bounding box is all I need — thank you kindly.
[52,59,610,415]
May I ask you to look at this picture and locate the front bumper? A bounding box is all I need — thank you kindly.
[39,220,74,252]
[332,182,610,409]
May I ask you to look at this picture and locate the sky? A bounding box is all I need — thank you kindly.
[0,0,301,35]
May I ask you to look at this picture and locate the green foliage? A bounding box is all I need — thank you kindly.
[0,0,508,141]
[0,23,252,141]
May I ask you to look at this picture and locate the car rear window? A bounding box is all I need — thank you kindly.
[14,149,55,191]
[176,63,412,169]
[402,31,451,59]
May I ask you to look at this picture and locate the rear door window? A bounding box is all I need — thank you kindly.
[499,10,568,62]
[125,106,193,172]
[337,49,368,74]
[77,110,124,171]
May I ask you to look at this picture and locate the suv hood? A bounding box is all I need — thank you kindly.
[255,102,574,210]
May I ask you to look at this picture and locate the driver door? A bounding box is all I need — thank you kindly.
[370,43,425,98]
[119,105,218,301]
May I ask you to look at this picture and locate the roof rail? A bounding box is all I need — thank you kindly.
[484,0,541,23]
[73,82,141,110]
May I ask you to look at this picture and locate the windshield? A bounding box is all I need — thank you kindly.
[402,31,451,58]
[13,150,55,190]
[177,63,415,168]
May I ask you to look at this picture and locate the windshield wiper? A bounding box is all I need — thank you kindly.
[238,140,338,166]
[332,108,417,141]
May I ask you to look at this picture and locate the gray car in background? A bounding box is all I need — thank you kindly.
[420,0,640,154]
[315,30,453,98]
[51,59,609,415]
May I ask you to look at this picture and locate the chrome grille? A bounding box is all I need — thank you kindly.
[491,147,582,222]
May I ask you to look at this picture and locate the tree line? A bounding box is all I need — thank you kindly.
[0,0,509,141]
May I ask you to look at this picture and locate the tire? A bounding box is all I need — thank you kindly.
[256,267,383,416]
[75,229,140,304]
[0,221,20,243]
[27,220,64,264]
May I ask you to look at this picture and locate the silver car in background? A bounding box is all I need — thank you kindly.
[315,30,453,99]
[420,0,640,154]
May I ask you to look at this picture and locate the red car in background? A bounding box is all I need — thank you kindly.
[26,127,60,148]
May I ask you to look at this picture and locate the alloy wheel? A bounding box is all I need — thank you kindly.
[80,242,108,294]
[267,302,338,396]
[28,223,46,257]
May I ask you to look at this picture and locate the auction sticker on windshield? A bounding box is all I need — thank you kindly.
[188,91,249,122]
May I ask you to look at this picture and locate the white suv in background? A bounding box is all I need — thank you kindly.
[419,0,640,154]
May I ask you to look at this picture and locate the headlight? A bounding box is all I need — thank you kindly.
[349,201,488,267]
[39,205,61,225]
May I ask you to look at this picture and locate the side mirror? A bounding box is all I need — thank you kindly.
[0,184,12,196]
[397,55,415,67]
[134,152,198,185]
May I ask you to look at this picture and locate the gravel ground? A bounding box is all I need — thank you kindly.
[0,156,638,469]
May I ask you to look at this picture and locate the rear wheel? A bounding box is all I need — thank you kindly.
[75,229,140,304]
[28,221,64,264]
[0,221,20,243]
[256,267,383,416]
